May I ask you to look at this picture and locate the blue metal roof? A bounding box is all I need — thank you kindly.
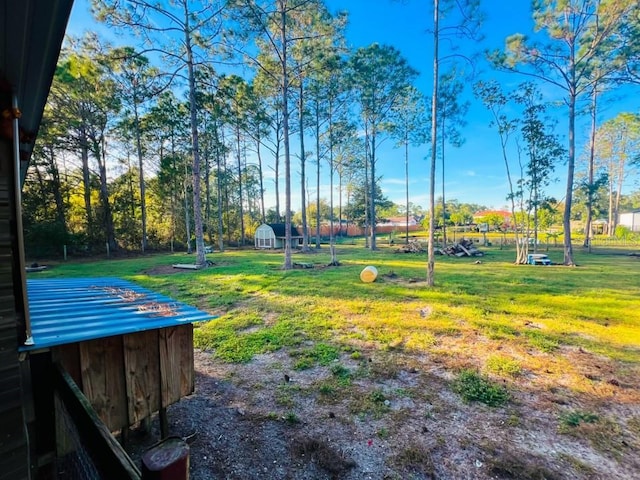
[20,277,215,351]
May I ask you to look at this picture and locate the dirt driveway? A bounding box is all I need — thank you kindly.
[126,347,640,479]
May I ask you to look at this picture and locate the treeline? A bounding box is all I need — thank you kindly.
[23,1,433,262]
[22,1,640,273]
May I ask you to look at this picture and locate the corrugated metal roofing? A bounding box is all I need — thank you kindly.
[20,277,215,351]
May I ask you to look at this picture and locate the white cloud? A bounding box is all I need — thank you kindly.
[381,177,407,186]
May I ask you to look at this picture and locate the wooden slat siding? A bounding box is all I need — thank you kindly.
[0,407,27,452]
[181,324,195,396]
[159,324,194,407]
[52,343,82,389]
[80,337,128,432]
[54,327,194,434]
[0,148,28,479]
[124,330,161,425]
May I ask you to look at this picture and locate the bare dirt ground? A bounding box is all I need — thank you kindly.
[126,346,640,480]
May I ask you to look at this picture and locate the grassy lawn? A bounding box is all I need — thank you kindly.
[32,243,640,477]
[36,244,640,364]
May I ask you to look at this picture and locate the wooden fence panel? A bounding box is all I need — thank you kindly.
[80,337,128,431]
[159,325,194,408]
[123,330,160,425]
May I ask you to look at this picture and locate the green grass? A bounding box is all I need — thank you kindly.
[453,369,510,407]
[350,388,391,419]
[559,410,600,429]
[485,355,522,377]
[330,364,352,386]
[290,343,341,370]
[32,244,640,401]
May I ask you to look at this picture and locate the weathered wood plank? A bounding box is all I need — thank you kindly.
[159,325,194,408]
[180,325,194,397]
[123,330,160,425]
[159,327,179,408]
[52,343,82,389]
[0,154,28,480]
[80,337,128,431]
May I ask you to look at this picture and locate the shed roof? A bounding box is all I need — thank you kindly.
[20,277,215,351]
[268,223,302,238]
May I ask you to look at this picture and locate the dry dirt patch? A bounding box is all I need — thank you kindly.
[125,347,639,479]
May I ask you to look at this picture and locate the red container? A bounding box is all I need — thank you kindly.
[141,437,190,480]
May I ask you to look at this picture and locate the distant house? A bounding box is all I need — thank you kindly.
[473,210,512,229]
[255,223,303,249]
[473,210,512,221]
[619,210,640,232]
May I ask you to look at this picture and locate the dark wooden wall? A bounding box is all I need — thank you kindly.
[53,325,195,432]
[0,141,29,479]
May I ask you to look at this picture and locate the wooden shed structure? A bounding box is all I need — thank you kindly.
[22,278,212,432]
[254,223,303,249]
[16,278,213,479]
[619,210,640,232]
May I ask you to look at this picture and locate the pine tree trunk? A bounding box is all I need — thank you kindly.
[427,0,439,286]
[134,103,147,252]
[236,124,245,246]
[405,134,409,244]
[369,130,377,251]
[441,112,447,248]
[81,133,92,234]
[96,138,117,253]
[275,120,281,222]
[256,135,266,223]
[584,87,597,252]
[184,7,206,266]
[299,83,309,251]
[280,0,293,270]
[49,146,68,239]
[315,106,321,249]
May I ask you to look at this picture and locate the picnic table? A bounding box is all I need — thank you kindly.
[527,253,551,265]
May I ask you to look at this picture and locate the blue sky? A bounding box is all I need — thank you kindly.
[66,1,640,212]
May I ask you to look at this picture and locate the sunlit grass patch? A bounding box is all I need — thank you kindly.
[485,355,522,377]
[524,330,560,353]
[474,320,520,340]
[38,244,640,411]
[195,314,303,363]
[403,331,438,351]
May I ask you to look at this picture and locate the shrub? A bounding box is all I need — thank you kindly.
[559,410,599,429]
[453,369,509,407]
